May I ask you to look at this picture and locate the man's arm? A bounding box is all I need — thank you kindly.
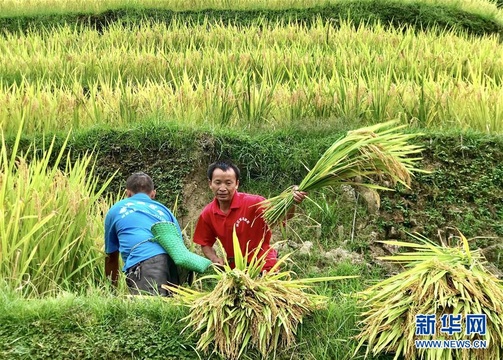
[201,245,224,265]
[193,212,224,265]
[105,251,120,287]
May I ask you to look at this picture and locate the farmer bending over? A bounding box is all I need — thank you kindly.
[193,160,306,271]
[105,172,180,296]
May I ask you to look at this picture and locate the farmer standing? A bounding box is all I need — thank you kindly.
[193,160,306,271]
[104,172,180,296]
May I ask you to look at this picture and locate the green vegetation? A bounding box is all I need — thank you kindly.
[0,286,196,360]
[0,0,501,39]
[1,0,502,358]
[0,0,501,17]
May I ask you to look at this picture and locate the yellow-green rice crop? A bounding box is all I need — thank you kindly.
[261,121,424,225]
[0,20,503,133]
[0,123,116,297]
[164,227,358,359]
[355,231,503,360]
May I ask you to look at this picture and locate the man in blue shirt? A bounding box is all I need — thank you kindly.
[105,172,180,296]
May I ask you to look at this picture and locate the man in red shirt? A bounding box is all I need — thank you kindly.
[193,160,306,271]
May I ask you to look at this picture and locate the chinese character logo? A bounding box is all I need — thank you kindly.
[440,314,462,335]
[415,314,436,335]
[466,314,487,336]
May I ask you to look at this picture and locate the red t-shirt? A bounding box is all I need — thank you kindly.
[193,192,277,270]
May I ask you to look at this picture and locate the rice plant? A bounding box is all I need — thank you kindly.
[164,228,357,360]
[355,231,503,360]
[0,122,116,297]
[1,20,503,133]
[260,120,425,225]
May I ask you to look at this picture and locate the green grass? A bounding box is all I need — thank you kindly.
[0,0,501,22]
[0,284,196,359]
[0,261,384,360]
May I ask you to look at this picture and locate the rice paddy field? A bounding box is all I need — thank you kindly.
[1,0,503,359]
[1,2,503,134]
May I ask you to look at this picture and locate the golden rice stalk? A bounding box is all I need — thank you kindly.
[164,227,357,359]
[355,231,503,360]
[260,120,424,225]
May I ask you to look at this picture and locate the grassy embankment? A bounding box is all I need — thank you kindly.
[0,1,502,359]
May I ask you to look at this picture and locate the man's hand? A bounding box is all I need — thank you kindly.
[210,256,225,266]
[292,185,307,203]
[284,186,308,220]
[201,245,224,265]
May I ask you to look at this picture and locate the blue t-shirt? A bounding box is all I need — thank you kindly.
[104,193,182,271]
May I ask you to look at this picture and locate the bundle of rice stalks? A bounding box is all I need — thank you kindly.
[164,228,357,360]
[355,231,503,360]
[260,120,424,225]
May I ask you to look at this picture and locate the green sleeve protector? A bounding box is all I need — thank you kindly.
[150,221,212,273]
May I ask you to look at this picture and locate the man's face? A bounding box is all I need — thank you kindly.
[209,168,239,203]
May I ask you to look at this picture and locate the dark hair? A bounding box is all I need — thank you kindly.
[126,172,154,194]
[207,160,240,181]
